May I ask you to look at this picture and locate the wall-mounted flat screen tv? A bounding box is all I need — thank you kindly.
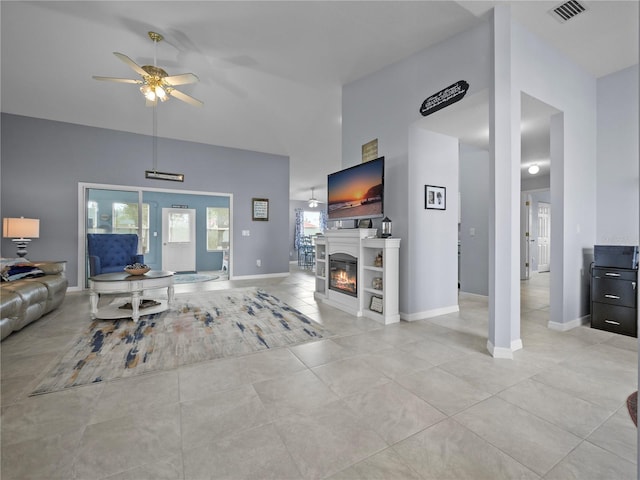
[327,156,384,221]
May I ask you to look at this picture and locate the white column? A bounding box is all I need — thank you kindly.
[488,5,522,358]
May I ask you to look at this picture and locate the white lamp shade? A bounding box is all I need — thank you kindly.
[3,217,40,239]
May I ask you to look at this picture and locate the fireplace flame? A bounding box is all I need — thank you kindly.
[331,268,356,294]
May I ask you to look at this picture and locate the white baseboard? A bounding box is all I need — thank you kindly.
[548,315,590,332]
[400,304,459,322]
[487,339,523,359]
[458,291,488,299]
[230,272,289,281]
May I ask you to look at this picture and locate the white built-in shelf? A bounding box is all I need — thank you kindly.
[313,230,400,325]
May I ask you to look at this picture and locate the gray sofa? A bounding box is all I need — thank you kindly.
[0,261,68,340]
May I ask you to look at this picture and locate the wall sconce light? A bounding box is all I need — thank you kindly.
[3,217,40,258]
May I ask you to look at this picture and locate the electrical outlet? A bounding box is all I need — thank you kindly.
[256,259,261,267]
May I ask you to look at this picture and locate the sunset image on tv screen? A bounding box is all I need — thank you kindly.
[328,157,384,220]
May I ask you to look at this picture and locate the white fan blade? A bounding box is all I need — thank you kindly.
[169,89,203,107]
[92,76,141,84]
[113,52,148,77]
[164,73,199,86]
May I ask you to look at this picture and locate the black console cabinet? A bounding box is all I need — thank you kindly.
[591,266,637,337]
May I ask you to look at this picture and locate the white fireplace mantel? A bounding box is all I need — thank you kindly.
[314,229,400,324]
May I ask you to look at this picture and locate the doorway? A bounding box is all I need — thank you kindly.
[162,208,196,272]
[80,183,233,286]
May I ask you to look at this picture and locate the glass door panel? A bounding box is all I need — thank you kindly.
[85,188,142,285]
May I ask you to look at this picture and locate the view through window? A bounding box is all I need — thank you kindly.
[112,202,150,253]
[304,211,321,236]
[206,207,230,251]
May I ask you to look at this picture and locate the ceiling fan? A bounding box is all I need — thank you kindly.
[93,31,203,107]
[308,187,323,208]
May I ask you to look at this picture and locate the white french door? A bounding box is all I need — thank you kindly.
[162,208,196,272]
[537,202,551,272]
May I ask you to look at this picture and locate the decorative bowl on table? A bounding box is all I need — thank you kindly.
[124,263,150,276]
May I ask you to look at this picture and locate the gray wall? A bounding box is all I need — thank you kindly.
[512,20,598,327]
[521,174,550,192]
[596,65,639,246]
[459,143,489,296]
[343,21,492,317]
[343,9,604,330]
[1,113,290,287]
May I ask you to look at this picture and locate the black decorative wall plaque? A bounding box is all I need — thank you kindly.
[419,80,469,117]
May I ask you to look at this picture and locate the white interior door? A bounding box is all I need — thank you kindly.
[520,194,532,280]
[537,202,551,272]
[162,208,196,272]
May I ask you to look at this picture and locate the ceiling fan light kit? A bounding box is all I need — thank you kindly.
[308,187,320,208]
[93,31,203,107]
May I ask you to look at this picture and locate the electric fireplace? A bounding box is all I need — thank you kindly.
[329,253,357,297]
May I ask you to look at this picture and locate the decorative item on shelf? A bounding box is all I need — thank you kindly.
[381,217,392,237]
[372,277,383,290]
[370,296,383,313]
[124,263,150,276]
[374,252,383,268]
[2,217,40,258]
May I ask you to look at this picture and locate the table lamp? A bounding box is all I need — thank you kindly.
[3,217,40,258]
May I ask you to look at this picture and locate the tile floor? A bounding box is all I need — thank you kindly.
[1,268,637,479]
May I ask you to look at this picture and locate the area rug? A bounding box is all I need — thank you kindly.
[173,273,220,284]
[627,391,637,427]
[31,288,329,395]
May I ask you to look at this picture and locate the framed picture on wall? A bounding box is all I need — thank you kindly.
[425,185,446,210]
[252,198,269,221]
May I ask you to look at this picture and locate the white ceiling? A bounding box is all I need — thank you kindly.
[2,1,638,202]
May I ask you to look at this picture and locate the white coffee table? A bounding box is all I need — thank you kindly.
[89,270,174,322]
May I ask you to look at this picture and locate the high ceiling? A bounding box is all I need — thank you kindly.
[2,1,638,202]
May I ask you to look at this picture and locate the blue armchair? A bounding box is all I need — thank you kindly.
[87,234,144,276]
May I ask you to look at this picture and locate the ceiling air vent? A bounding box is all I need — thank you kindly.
[550,0,587,23]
